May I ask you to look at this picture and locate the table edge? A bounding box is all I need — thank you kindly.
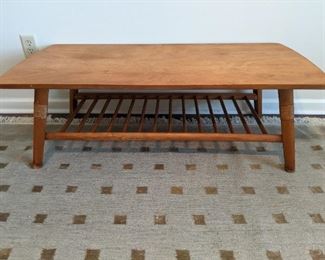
[0,83,325,90]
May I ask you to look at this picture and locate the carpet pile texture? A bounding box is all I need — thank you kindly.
[0,120,324,260]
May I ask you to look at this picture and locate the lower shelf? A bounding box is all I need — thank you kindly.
[46,92,281,142]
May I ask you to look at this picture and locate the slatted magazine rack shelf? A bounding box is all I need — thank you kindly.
[46,92,281,143]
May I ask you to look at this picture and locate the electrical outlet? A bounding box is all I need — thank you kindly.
[20,35,38,58]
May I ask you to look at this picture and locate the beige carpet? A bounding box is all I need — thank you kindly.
[0,120,324,260]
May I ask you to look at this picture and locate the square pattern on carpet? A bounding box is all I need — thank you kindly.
[0,123,324,260]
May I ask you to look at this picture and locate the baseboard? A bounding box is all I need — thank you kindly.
[0,97,324,115]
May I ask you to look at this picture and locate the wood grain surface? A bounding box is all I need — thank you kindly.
[0,43,324,89]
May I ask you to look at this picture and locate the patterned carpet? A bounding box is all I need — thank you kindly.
[0,121,324,260]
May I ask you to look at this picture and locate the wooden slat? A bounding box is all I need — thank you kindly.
[194,96,202,132]
[152,97,160,132]
[60,98,86,132]
[138,98,148,132]
[232,97,251,134]
[46,132,282,143]
[218,96,234,133]
[107,98,123,132]
[206,96,217,132]
[182,96,186,132]
[244,96,268,134]
[122,97,135,132]
[168,96,173,132]
[77,98,98,132]
[91,98,111,132]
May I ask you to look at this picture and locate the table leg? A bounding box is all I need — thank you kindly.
[69,89,78,114]
[278,89,295,172]
[253,89,262,117]
[33,89,49,168]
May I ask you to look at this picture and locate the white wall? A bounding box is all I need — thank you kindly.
[0,0,324,114]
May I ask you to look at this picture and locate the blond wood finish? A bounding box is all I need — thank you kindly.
[279,89,295,172]
[0,44,324,89]
[1,43,321,171]
[46,132,282,142]
[33,89,49,168]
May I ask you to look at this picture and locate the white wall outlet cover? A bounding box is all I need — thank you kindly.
[19,35,38,58]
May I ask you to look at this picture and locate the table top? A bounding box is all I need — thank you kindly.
[0,43,324,89]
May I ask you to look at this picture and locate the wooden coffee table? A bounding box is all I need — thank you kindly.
[0,43,324,171]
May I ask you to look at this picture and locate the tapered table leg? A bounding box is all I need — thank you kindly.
[278,89,295,172]
[33,89,49,168]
